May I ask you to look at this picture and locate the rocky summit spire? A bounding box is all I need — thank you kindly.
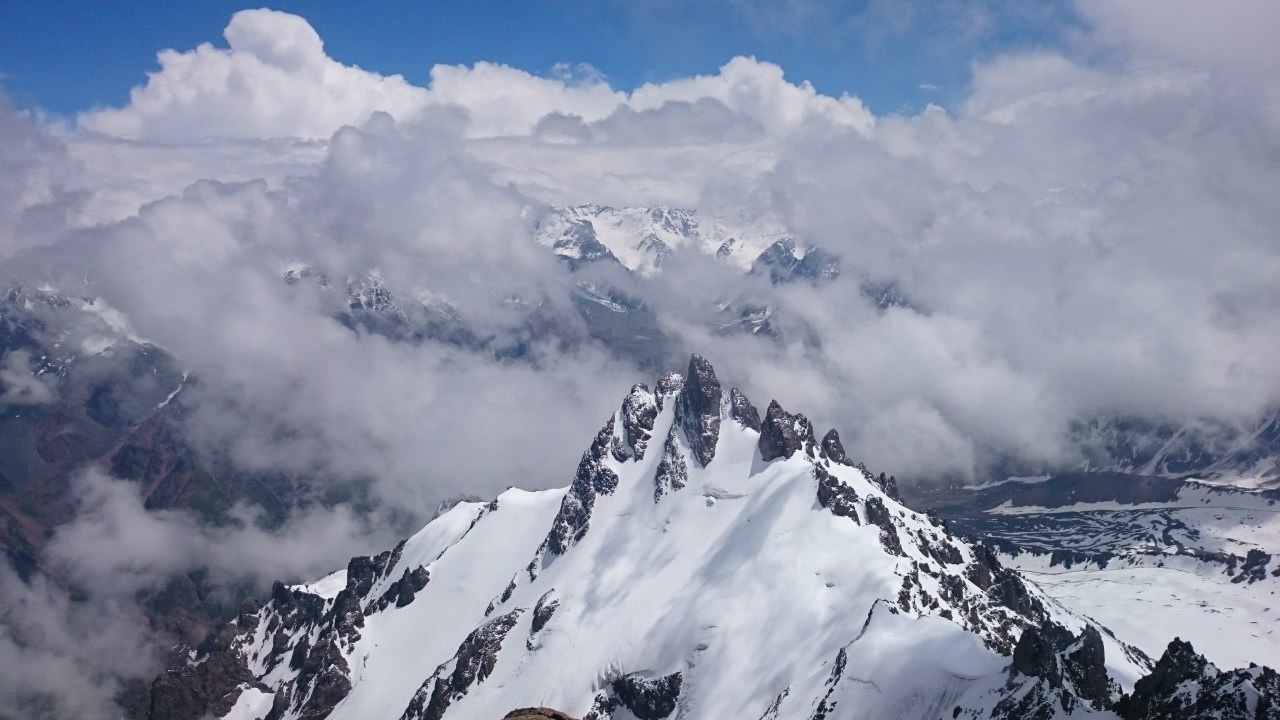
[819,429,851,466]
[758,400,816,462]
[619,384,658,461]
[675,354,722,467]
[728,387,761,431]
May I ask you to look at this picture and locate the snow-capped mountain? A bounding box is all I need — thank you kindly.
[1071,413,1280,482]
[278,205,857,369]
[531,205,799,276]
[148,355,1278,720]
[0,285,186,575]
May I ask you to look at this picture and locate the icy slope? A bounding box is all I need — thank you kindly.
[196,355,1157,720]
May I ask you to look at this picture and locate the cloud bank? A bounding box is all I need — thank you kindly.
[13,2,1279,486]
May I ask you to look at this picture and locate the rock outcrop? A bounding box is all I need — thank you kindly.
[758,400,815,462]
[728,387,761,431]
[1117,638,1280,719]
[674,354,722,467]
[503,709,578,720]
[543,417,622,558]
[619,384,658,460]
[402,609,525,720]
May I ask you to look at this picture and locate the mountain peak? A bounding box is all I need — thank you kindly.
[161,353,1221,720]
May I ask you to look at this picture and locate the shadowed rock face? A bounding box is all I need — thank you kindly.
[675,354,721,468]
[530,590,558,635]
[1067,626,1112,709]
[148,645,258,720]
[728,387,760,431]
[814,465,860,523]
[1010,622,1075,689]
[614,672,683,720]
[543,416,622,557]
[863,496,903,556]
[653,426,687,501]
[620,384,657,461]
[758,400,815,462]
[989,618,1121,720]
[871,472,901,502]
[1116,638,1280,720]
[503,709,577,720]
[819,429,851,466]
[402,609,525,720]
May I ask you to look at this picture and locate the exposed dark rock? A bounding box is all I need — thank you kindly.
[289,634,312,671]
[147,648,255,720]
[268,582,327,638]
[531,590,559,635]
[1065,626,1113,710]
[411,566,430,590]
[402,609,524,720]
[814,465,860,523]
[1116,638,1280,719]
[1048,549,1097,570]
[965,544,999,591]
[758,400,816,462]
[654,371,684,411]
[863,496,903,556]
[653,426,687,502]
[1010,622,1073,688]
[871,472,901,502]
[612,672,683,720]
[675,354,722,467]
[916,527,962,566]
[504,709,578,720]
[728,387,761,431]
[321,589,365,640]
[989,620,1117,719]
[819,429,852,466]
[263,684,292,720]
[543,417,622,557]
[810,646,848,720]
[1119,638,1209,719]
[345,540,404,599]
[374,565,430,610]
[293,636,353,720]
[583,694,617,720]
[1231,548,1271,584]
[620,384,657,460]
[184,580,365,720]
[987,563,1046,623]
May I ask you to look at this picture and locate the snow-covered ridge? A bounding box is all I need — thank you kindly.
[531,204,799,276]
[150,355,1277,720]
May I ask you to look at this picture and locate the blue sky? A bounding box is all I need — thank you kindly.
[0,0,1082,118]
